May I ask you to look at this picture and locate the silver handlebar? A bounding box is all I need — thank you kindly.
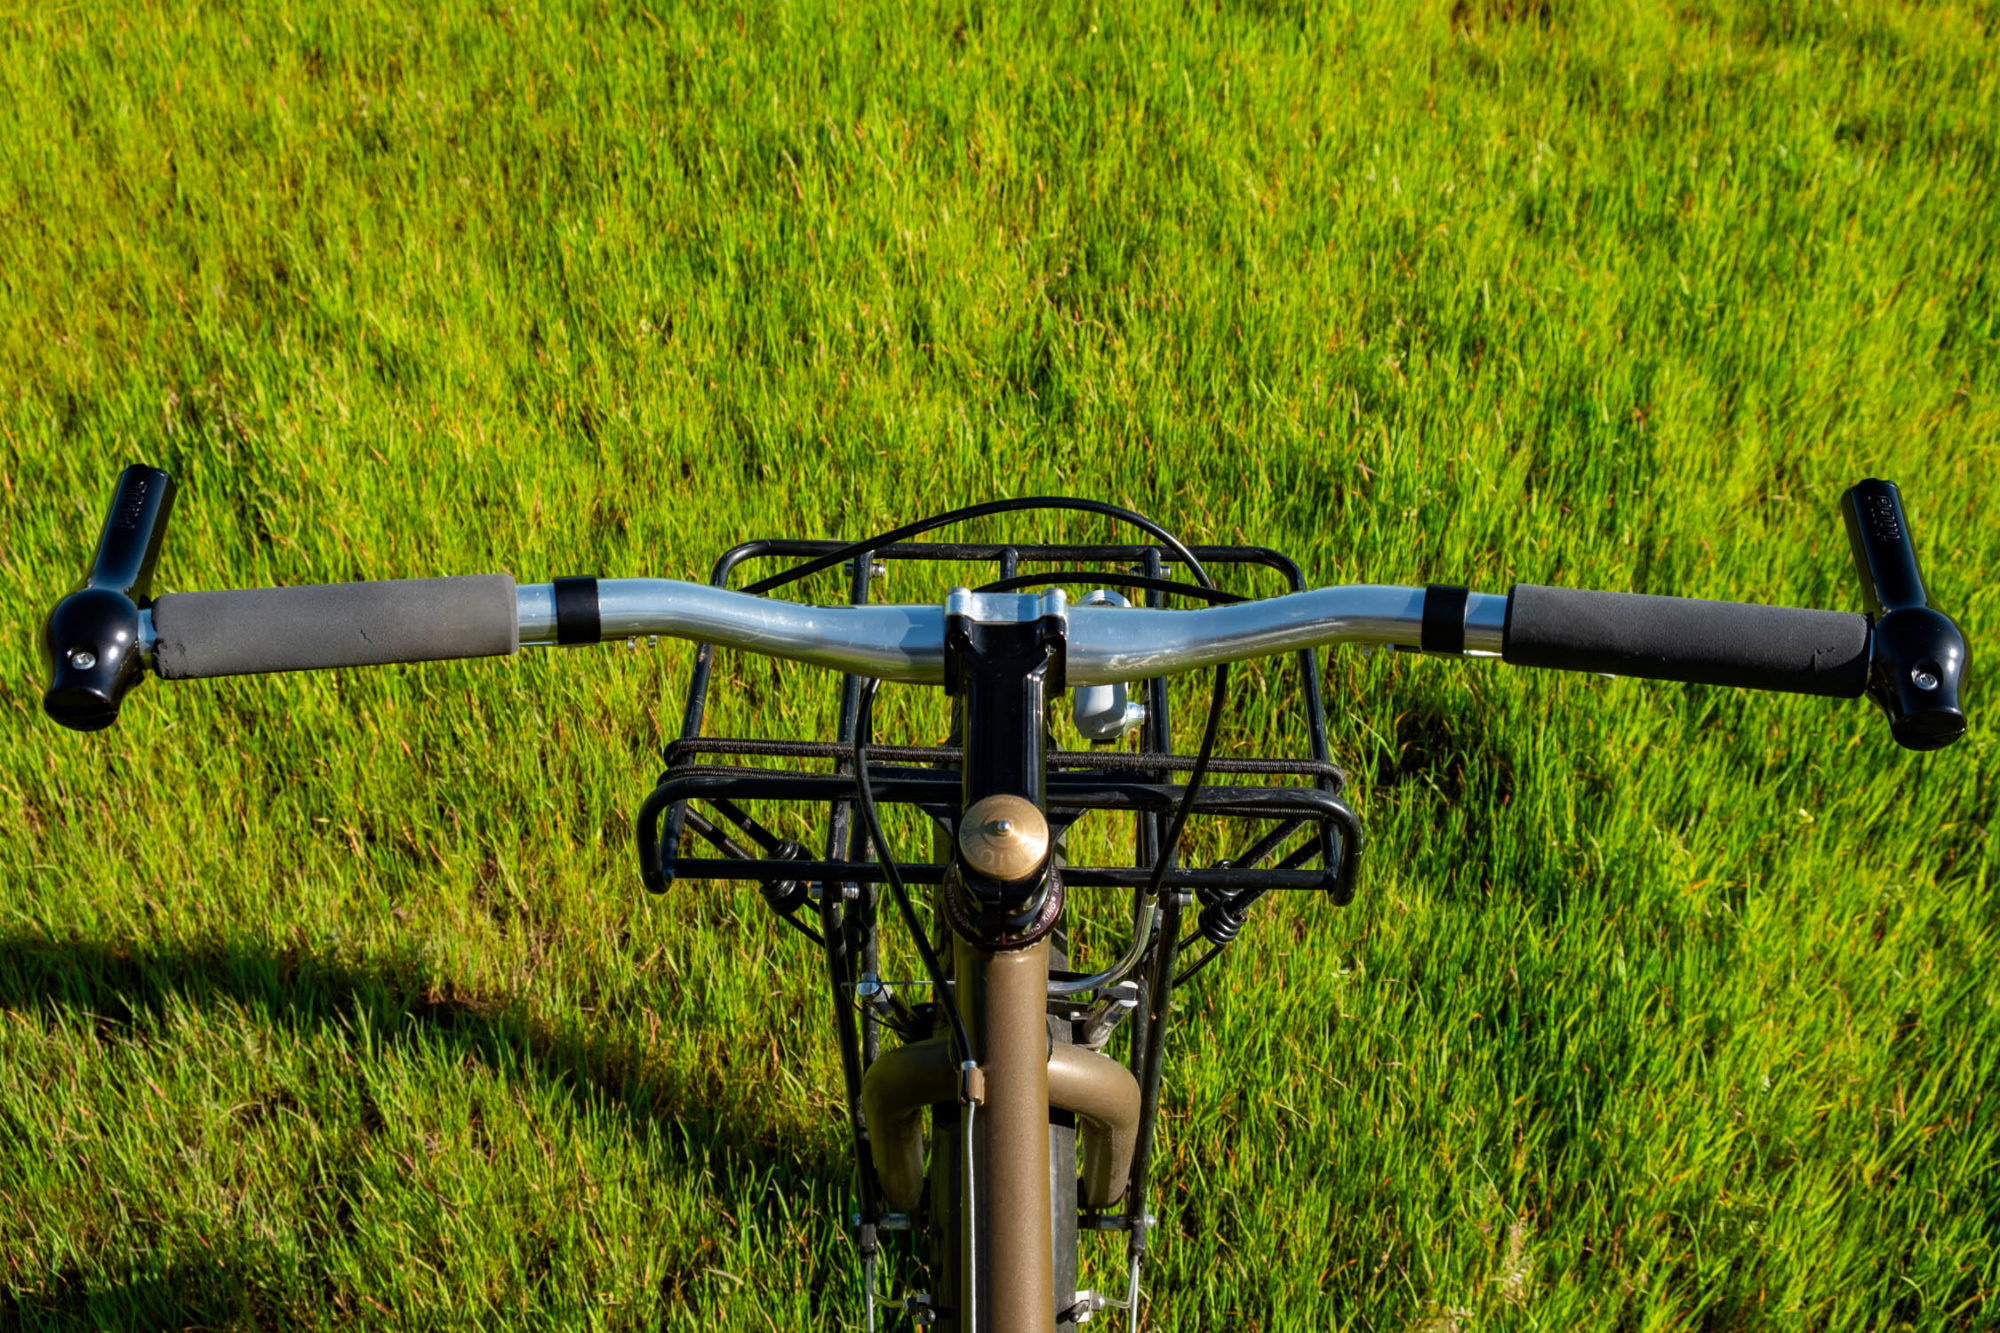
[514,579,1507,682]
[519,580,954,680]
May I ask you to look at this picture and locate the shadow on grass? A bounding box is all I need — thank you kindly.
[0,932,855,1329]
[5,1243,319,1333]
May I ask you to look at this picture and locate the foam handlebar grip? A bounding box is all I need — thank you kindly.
[1503,584,1870,698]
[151,575,518,679]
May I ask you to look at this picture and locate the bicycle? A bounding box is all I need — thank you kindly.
[41,466,1967,1331]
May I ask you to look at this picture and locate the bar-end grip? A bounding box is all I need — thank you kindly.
[151,575,519,679]
[1502,586,1871,698]
[42,464,179,731]
[1841,479,1966,751]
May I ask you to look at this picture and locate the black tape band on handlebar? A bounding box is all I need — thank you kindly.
[553,576,600,645]
[1421,585,1468,653]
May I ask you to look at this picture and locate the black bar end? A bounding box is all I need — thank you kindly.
[42,464,176,731]
[1839,479,1967,751]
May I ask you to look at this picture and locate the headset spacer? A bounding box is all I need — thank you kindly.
[941,862,1065,951]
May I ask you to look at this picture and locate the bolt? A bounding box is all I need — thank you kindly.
[1912,663,1941,691]
[67,648,96,670]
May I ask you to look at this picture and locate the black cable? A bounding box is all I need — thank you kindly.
[855,676,974,1066]
[775,912,827,948]
[1172,942,1224,989]
[973,571,1247,605]
[767,497,1236,1030]
[862,1007,931,1044]
[740,496,1214,595]
[1147,661,1229,900]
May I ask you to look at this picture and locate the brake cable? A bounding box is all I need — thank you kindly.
[737,496,1215,594]
[854,675,974,1066]
[750,496,1239,977]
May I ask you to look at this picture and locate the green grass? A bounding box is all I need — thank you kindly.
[2,0,1997,1327]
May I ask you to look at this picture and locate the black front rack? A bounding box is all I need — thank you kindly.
[634,539,1362,907]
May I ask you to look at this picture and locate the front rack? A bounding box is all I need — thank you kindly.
[635,538,1362,906]
[629,536,1362,1280]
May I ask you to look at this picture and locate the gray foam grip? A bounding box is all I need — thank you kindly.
[1504,584,1869,698]
[151,575,518,679]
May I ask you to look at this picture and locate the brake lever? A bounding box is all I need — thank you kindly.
[1841,478,1967,751]
[41,464,177,732]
